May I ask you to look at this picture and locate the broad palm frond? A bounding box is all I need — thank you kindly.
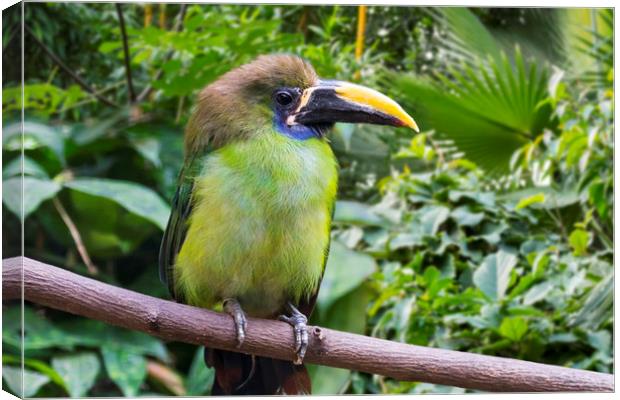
[428,7,502,68]
[488,9,569,67]
[391,48,554,176]
[428,8,569,72]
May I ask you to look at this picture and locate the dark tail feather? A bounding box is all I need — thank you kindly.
[205,348,311,395]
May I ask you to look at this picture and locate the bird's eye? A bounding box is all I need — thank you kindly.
[275,91,294,106]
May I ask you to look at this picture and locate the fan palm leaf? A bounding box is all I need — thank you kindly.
[390,48,554,176]
[428,8,569,72]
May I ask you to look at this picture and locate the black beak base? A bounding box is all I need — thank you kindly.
[293,87,405,128]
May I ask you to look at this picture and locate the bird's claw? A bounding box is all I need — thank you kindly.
[223,298,247,348]
[278,303,309,365]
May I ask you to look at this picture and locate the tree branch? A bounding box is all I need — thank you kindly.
[24,25,119,108]
[136,4,188,103]
[3,257,613,393]
[115,4,136,104]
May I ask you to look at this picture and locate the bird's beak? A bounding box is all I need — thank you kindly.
[287,80,419,132]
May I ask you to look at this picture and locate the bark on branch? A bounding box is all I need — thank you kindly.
[2,257,613,393]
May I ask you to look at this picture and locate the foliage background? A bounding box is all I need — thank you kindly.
[2,3,613,396]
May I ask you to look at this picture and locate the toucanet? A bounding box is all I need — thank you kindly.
[159,54,418,395]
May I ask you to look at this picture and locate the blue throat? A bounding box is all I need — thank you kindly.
[273,112,322,140]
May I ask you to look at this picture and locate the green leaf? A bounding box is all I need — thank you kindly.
[515,192,546,210]
[589,180,609,219]
[317,241,376,313]
[586,330,611,354]
[569,275,612,329]
[473,250,518,302]
[478,222,508,245]
[390,231,424,250]
[59,188,158,258]
[64,178,170,230]
[3,306,78,351]
[57,319,170,362]
[51,352,100,397]
[101,344,147,396]
[98,41,121,53]
[3,354,67,390]
[523,281,553,305]
[498,316,528,341]
[568,228,590,256]
[318,284,373,335]
[3,366,51,397]
[548,333,578,343]
[3,177,61,220]
[450,206,485,226]
[419,205,450,235]
[500,187,579,209]
[307,365,350,395]
[129,136,161,167]
[186,347,215,396]
[3,156,50,179]
[424,267,452,299]
[3,121,66,164]
[333,200,385,226]
[310,284,373,394]
[449,190,496,207]
[69,111,128,145]
[423,266,441,284]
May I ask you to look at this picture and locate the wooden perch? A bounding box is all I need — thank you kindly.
[2,257,613,393]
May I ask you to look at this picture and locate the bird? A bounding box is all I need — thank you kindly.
[159,54,417,395]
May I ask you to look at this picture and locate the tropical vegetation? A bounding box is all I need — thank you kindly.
[1,4,613,396]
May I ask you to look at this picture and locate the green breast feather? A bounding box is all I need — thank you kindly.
[160,131,338,318]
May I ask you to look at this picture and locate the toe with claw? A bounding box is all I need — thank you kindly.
[223,298,247,348]
[278,302,309,365]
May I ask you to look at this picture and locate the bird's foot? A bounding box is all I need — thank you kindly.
[223,298,247,348]
[278,302,309,365]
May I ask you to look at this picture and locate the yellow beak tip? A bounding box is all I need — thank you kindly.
[402,116,420,133]
[332,82,420,133]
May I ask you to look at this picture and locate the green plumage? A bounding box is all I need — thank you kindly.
[161,130,337,317]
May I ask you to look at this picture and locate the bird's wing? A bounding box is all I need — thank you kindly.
[158,153,204,301]
[297,198,336,318]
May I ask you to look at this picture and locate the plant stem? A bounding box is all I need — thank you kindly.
[52,198,98,275]
[544,208,568,243]
[354,5,367,81]
[46,65,59,84]
[24,25,119,108]
[144,4,153,27]
[146,360,186,396]
[585,205,613,250]
[159,3,167,29]
[55,81,126,114]
[297,6,310,37]
[116,4,136,104]
[175,95,185,123]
